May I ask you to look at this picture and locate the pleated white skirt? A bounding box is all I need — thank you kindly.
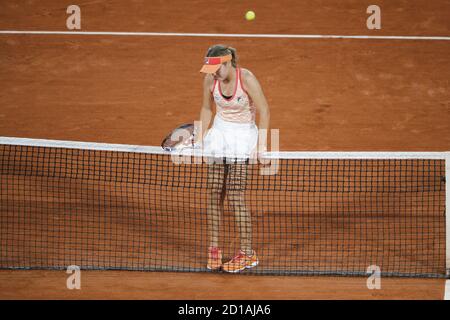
[203,115,258,160]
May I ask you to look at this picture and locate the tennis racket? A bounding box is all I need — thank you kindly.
[161,123,196,152]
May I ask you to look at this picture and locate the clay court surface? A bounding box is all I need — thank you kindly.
[0,270,446,300]
[0,0,449,299]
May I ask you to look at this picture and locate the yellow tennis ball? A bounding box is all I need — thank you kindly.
[245,11,255,21]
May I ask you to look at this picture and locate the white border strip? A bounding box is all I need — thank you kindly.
[446,152,450,279]
[445,280,450,300]
[0,136,448,160]
[260,151,447,160]
[0,30,449,41]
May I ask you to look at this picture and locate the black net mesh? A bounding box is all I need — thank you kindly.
[0,142,447,277]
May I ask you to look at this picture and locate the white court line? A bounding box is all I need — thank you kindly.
[445,280,450,300]
[0,30,449,41]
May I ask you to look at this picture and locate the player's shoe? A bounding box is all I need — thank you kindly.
[222,250,259,273]
[207,246,222,270]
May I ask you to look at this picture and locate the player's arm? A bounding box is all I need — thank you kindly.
[197,74,215,144]
[242,70,270,151]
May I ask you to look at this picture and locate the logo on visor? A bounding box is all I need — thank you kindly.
[204,58,210,65]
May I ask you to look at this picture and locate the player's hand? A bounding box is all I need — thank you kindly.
[249,146,267,164]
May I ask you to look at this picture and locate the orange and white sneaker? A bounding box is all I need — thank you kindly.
[222,250,259,273]
[207,246,222,270]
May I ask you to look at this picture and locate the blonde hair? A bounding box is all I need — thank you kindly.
[205,44,237,68]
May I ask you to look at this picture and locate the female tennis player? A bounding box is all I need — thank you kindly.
[197,45,270,273]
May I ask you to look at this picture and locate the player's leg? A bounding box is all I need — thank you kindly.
[206,160,226,270]
[228,161,252,253]
[222,161,258,273]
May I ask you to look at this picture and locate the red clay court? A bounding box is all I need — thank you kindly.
[0,0,449,299]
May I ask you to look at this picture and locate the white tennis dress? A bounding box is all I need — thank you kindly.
[203,68,258,159]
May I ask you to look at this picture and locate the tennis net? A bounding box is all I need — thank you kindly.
[0,137,448,278]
